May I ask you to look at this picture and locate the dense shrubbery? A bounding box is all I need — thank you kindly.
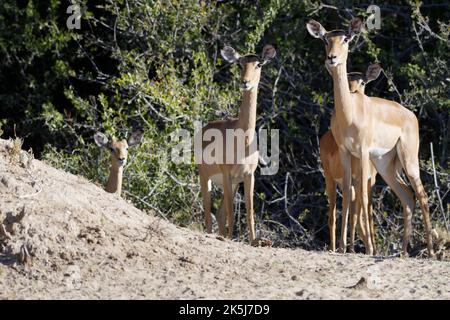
[0,0,448,255]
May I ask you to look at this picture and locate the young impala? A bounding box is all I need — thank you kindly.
[94,129,143,196]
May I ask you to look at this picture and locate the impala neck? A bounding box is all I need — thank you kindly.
[237,87,258,131]
[105,164,123,195]
[331,62,354,126]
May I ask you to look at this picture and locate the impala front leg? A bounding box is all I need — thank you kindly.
[338,149,352,253]
[368,177,377,254]
[200,174,212,234]
[325,175,337,251]
[349,185,358,253]
[222,170,234,239]
[244,173,256,243]
[360,150,374,255]
[354,177,370,251]
[217,185,238,237]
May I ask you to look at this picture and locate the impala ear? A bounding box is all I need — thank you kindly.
[221,46,241,63]
[128,129,143,146]
[260,44,276,65]
[347,16,364,41]
[364,63,382,84]
[306,19,327,39]
[94,132,109,148]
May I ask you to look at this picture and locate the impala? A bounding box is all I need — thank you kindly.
[307,17,434,256]
[320,63,382,253]
[197,45,276,243]
[94,129,143,196]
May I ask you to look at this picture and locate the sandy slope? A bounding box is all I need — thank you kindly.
[0,139,449,300]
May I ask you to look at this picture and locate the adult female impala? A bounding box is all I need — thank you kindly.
[307,17,434,256]
[197,45,276,243]
[320,64,382,253]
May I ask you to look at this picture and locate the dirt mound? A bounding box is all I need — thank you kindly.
[0,138,449,299]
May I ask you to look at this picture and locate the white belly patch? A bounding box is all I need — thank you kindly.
[369,147,391,159]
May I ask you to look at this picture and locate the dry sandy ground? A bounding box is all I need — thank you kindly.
[0,138,449,300]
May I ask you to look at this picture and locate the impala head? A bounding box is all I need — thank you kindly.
[94,130,143,167]
[306,17,363,69]
[348,63,382,93]
[221,44,276,91]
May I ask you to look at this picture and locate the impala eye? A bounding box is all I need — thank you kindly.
[256,63,262,69]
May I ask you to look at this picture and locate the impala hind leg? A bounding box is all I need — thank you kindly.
[217,184,238,237]
[373,155,415,256]
[397,140,435,257]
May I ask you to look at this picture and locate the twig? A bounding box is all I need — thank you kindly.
[381,69,404,105]
[123,190,169,221]
[430,143,448,230]
[163,169,196,188]
[271,66,283,110]
[283,172,307,235]
[17,166,43,199]
[18,184,42,199]
[140,94,174,123]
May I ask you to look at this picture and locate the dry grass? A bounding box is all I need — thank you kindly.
[7,137,23,164]
[433,227,450,260]
[5,136,34,170]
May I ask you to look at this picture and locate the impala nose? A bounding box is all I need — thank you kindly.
[328,54,337,64]
[240,80,251,89]
[118,158,126,166]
